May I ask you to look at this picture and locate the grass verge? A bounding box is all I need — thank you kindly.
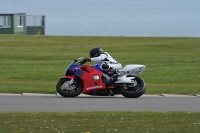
[0,112,200,133]
[0,35,200,94]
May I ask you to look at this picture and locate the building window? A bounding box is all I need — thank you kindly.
[0,16,11,28]
[17,15,24,27]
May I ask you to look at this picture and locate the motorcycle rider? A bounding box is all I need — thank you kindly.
[81,47,122,82]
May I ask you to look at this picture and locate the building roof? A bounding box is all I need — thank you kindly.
[0,13,26,15]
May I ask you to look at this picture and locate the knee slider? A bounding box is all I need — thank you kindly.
[101,64,109,70]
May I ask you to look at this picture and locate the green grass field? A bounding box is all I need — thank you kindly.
[1,112,200,133]
[0,34,200,94]
[1,35,200,133]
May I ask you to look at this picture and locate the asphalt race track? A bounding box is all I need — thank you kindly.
[0,94,200,112]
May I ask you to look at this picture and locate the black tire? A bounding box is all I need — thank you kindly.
[117,76,146,98]
[56,78,83,97]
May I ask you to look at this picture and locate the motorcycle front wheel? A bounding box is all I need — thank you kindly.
[117,76,146,98]
[56,78,83,97]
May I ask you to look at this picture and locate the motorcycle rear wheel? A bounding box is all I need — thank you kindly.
[117,76,146,98]
[56,78,83,97]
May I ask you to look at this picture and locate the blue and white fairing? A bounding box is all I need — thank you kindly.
[65,59,82,76]
[118,65,146,76]
[115,65,146,83]
[93,63,103,72]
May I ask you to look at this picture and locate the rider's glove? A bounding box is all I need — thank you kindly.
[81,58,91,64]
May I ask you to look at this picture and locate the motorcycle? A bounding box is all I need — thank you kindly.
[56,57,146,98]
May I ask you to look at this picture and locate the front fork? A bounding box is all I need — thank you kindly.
[68,78,74,85]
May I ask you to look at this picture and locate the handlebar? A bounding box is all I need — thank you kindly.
[73,57,85,65]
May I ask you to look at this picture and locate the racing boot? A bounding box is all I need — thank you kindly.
[110,73,120,82]
[107,67,116,75]
[107,67,119,82]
